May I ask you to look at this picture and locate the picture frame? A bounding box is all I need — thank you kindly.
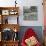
[23,6,38,21]
[2,10,9,15]
[9,11,18,15]
[9,10,18,15]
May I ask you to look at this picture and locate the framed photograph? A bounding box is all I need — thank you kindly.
[23,6,38,21]
[10,11,15,15]
[2,10,9,15]
[10,11,18,15]
[9,10,18,15]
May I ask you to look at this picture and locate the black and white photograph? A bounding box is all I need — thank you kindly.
[23,6,38,21]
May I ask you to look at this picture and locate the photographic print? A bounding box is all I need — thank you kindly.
[2,10,9,15]
[23,6,38,21]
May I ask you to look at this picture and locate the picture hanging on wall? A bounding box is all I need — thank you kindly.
[23,6,38,21]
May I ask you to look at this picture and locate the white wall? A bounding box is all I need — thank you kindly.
[0,0,44,26]
[0,0,15,7]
